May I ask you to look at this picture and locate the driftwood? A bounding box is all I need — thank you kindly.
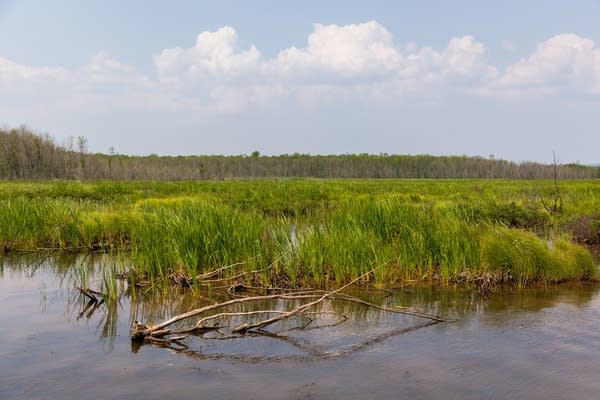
[131,264,446,344]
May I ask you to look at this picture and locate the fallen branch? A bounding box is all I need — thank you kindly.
[169,310,346,336]
[195,261,248,280]
[130,293,321,340]
[333,293,446,322]
[131,263,447,344]
[226,283,313,297]
[231,265,387,333]
[196,265,273,284]
[139,320,438,363]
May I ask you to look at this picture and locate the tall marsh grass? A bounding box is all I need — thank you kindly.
[1,179,598,287]
[0,196,133,250]
[130,198,276,281]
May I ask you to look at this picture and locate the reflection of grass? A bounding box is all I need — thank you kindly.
[100,258,118,302]
[10,252,591,354]
[74,259,90,289]
[1,180,599,287]
[98,299,119,352]
[39,281,47,312]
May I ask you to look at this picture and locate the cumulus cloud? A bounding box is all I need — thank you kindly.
[154,26,262,85]
[272,21,402,77]
[2,23,600,117]
[440,36,497,80]
[152,21,494,90]
[495,33,600,92]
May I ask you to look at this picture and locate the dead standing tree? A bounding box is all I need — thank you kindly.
[539,151,563,215]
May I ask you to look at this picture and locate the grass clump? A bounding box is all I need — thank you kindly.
[130,198,272,281]
[481,227,596,286]
[1,179,598,288]
[0,196,133,251]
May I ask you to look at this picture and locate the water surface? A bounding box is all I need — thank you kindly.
[1,254,600,399]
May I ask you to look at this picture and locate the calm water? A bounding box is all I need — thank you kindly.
[1,254,600,399]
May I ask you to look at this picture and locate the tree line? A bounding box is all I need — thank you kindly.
[1,126,597,180]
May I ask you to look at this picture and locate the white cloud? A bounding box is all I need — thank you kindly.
[85,51,138,83]
[154,26,262,85]
[3,24,600,120]
[495,33,600,92]
[269,22,495,88]
[0,57,71,94]
[151,21,494,95]
[440,36,497,80]
[209,84,287,113]
[271,21,402,77]
[393,35,496,88]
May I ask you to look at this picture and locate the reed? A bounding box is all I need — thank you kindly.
[129,198,274,280]
[480,227,596,286]
[1,179,598,287]
[289,198,484,284]
[0,196,134,250]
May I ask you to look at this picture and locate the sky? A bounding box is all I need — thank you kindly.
[1,1,600,163]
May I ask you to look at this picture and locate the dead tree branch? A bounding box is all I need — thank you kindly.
[131,263,447,344]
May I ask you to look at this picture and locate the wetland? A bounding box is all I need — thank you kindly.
[2,253,600,399]
[2,179,600,398]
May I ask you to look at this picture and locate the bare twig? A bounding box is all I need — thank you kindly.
[131,262,447,343]
[231,264,388,333]
[195,261,248,280]
[333,293,446,322]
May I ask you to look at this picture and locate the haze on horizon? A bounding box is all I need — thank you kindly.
[1,0,600,164]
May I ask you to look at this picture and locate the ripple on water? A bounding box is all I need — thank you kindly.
[1,256,600,400]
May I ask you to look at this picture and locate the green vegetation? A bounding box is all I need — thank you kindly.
[1,179,599,287]
[2,126,598,180]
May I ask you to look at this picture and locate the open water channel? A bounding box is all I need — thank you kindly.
[1,254,600,399]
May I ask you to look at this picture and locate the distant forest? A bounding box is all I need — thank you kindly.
[1,126,597,180]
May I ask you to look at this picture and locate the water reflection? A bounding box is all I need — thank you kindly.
[3,254,600,400]
[2,253,598,362]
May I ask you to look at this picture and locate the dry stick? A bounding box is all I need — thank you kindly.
[35,246,89,251]
[195,261,248,280]
[197,310,287,327]
[276,310,349,334]
[194,248,292,284]
[169,310,346,335]
[225,285,319,298]
[132,293,322,339]
[332,293,445,322]
[231,263,389,333]
[198,265,272,284]
[132,263,445,340]
[171,311,291,335]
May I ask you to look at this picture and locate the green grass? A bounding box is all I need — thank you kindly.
[1,179,599,287]
[129,197,274,280]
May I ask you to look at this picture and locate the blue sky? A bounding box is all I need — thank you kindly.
[1,1,600,163]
